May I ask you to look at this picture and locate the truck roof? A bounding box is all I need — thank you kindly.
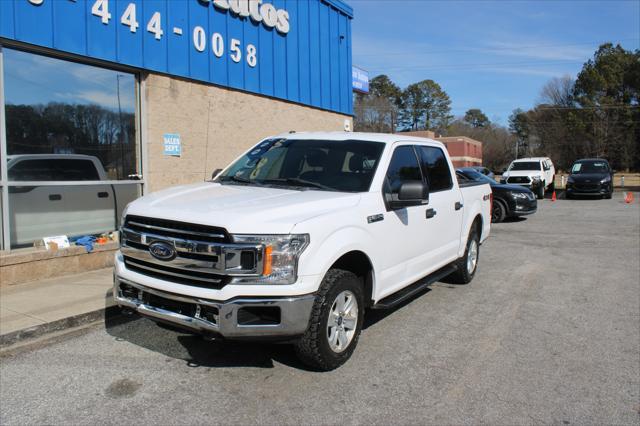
[513,157,550,162]
[7,153,101,162]
[273,131,447,148]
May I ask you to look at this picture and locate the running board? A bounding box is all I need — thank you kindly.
[371,264,458,309]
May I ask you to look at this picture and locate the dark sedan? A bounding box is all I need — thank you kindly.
[566,159,614,199]
[456,169,537,223]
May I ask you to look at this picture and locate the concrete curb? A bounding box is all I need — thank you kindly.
[0,306,121,349]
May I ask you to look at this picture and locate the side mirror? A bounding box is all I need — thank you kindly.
[390,181,429,209]
[211,168,222,179]
[502,167,507,173]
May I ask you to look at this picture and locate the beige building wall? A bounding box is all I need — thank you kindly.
[144,74,352,192]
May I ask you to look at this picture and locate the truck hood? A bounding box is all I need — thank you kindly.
[125,182,362,234]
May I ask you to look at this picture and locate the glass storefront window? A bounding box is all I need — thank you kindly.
[4,48,138,180]
[1,47,142,249]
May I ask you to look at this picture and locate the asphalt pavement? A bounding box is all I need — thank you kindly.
[1,193,639,425]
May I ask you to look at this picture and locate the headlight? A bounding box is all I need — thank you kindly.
[567,176,575,183]
[230,234,310,285]
[600,175,611,183]
[511,192,528,199]
[531,176,541,182]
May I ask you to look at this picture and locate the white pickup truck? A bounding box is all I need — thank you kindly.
[7,154,136,247]
[114,132,492,370]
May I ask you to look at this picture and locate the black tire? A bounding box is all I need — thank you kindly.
[295,269,364,371]
[605,191,613,199]
[536,182,545,199]
[565,191,572,199]
[491,199,506,223]
[448,228,480,284]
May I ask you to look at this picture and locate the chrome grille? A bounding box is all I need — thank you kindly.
[507,176,531,184]
[121,216,265,289]
[125,215,230,243]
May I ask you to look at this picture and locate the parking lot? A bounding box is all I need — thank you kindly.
[1,193,639,425]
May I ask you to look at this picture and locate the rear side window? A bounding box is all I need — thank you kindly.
[384,146,423,195]
[53,159,101,180]
[417,146,453,192]
[8,159,100,181]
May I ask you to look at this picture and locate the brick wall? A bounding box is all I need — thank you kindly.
[396,131,483,168]
[144,74,351,192]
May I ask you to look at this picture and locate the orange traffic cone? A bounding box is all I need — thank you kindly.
[625,192,634,204]
[551,191,557,202]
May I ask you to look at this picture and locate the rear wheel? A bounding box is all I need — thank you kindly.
[491,200,506,223]
[295,269,364,371]
[449,228,480,284]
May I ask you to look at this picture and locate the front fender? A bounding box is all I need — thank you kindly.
[296,225,380,293]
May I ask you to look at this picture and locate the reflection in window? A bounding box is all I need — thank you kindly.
[3,48,138,180]
[385,146,423,195]
[418,146,453,192]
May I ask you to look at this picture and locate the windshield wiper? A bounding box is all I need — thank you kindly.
[264,178,334,191]
[221,175,263,185]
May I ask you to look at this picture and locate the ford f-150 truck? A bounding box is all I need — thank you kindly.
[114,132,492,370]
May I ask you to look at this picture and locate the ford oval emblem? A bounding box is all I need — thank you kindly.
[149,241,176,261]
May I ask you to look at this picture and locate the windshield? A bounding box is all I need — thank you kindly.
[509,161,541,171]
[459,169,495,185]
[571,161,610,174]
[216,138,385,192]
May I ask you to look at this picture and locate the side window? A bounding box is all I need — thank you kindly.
[384,146,423,195]
[8,160,55,181]
[8,159,101,181]
[53,160,101,181]
[417,146,453,192]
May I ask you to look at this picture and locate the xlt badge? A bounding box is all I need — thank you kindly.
[367,214,384,224]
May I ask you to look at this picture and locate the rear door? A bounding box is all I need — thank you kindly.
[416,144,463,267]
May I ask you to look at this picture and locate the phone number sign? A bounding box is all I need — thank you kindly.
[0,0,355,115]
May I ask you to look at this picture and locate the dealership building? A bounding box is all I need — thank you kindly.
[0,0,358,258]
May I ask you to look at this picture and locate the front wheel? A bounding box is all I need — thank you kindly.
[448,229,480,284]
[536,182,545,199]
[295,269,364,371]
[492,200,507,223]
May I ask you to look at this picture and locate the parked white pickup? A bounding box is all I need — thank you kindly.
[501,157,556,199]
[7,154,135,247]
[114,132,492,370]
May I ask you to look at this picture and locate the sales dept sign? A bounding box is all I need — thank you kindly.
[163,134,181,157]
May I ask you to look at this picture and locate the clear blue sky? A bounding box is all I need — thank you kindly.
[349,0,640,125]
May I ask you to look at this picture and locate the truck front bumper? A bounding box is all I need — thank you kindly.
[114,276,315,339]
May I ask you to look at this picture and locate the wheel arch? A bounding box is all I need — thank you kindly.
[328,250,375,308]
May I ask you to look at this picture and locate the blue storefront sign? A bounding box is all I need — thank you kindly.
[0,0,354,115]
[352,66,369,94]
[163,133,181,157]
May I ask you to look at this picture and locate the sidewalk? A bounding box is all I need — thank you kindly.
[0,268,114,347]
